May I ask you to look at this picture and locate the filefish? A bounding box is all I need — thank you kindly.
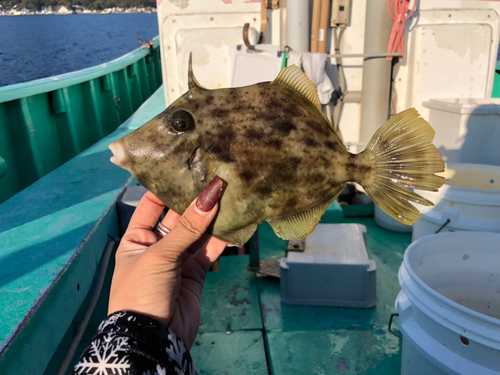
[109,56,444,247]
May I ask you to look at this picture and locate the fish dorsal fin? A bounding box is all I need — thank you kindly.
[274,65,342,141]
[267,187,343,240]
[188,52,204,90]
[274,65,322,112]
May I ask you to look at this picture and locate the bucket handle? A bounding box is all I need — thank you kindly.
[435,218,451,234]
[388,313,402,340]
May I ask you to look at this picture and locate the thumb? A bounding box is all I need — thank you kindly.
[148,177,225,260]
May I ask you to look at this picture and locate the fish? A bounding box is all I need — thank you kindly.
[109,55,445,247]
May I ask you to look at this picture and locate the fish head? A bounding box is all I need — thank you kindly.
[108,87,210,212]
[109,53,233,213]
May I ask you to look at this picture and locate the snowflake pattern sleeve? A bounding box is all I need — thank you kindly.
[72,311,198,375]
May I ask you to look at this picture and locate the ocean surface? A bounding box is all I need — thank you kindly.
[0,14,159,87]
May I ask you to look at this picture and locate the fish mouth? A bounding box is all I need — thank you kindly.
[187,147,199,170]
[109,140,125,166]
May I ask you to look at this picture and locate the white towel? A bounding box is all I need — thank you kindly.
[287,52,334,105]
[286,51,303,69]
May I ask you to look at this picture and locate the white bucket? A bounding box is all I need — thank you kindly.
[375,205,412,233]
[412,163,500,242]
[395,232,500,375]
[423,98,500,166]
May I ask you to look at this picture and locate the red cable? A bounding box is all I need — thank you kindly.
[386,0,417,61]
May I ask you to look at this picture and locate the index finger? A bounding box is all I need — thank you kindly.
[148,177,224,260]
[127,191,165,232]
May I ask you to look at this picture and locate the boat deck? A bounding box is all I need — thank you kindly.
[0,86,410,374]
[193,217,409,374]
[0,88,166,375]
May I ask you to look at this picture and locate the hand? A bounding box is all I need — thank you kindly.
[108,177,227,349]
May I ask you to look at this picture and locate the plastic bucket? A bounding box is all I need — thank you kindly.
[375,205,412,233]
[412,163,500,241]
[423,98,500,166]
[395,232,500,375]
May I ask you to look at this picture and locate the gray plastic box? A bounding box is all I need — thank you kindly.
[280,224,376,308]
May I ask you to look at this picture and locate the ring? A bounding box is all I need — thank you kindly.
[156,222,171,238]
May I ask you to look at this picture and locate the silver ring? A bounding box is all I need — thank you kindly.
[156,222,171,238]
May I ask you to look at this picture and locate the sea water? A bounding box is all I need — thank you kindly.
[0,13,158,87]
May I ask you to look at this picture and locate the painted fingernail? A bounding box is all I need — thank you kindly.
[196,176,225,212]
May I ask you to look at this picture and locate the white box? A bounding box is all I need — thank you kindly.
[424,98,500,166]
[156,0,261,105]
[280,224,376,308]
[393,5,500,120]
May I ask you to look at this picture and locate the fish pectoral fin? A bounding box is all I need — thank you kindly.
[201,145,225,180]
[189,148,209,181]
[268,190,342,240]
[190,146,224,182]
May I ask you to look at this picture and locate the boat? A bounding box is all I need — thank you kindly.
[1,1,500,374]
[0,39,162,204]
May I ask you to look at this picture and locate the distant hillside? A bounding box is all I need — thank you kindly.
[0,0,156,11]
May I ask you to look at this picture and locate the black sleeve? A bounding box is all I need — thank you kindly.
[72,311,198,375]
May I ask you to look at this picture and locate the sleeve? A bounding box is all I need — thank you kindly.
[72,311,198,375]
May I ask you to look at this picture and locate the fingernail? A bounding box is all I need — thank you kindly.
[196,176,225,212]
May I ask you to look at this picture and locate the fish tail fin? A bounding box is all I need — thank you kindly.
[357,108,445,225]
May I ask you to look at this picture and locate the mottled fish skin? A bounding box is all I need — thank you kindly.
[112,81,371,245]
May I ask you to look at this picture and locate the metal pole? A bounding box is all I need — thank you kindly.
[248,229,260,271]
[327,52,402,59]
[280,0,287,50]
[286,0,310,52]
[359,0,394,144]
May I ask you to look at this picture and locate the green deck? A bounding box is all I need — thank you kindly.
[194,219,409,374]
[0,88,166,375]
[0,85,411,374]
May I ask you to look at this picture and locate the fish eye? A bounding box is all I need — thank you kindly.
[170,110,194,132]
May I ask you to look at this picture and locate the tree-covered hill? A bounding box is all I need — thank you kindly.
[0,0,156,11]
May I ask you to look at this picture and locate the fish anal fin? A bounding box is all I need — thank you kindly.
[268,187,343,240]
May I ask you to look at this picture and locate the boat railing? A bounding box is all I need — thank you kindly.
[0,81,166,375]
[0,37,162,204]
[494,61,500,98]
